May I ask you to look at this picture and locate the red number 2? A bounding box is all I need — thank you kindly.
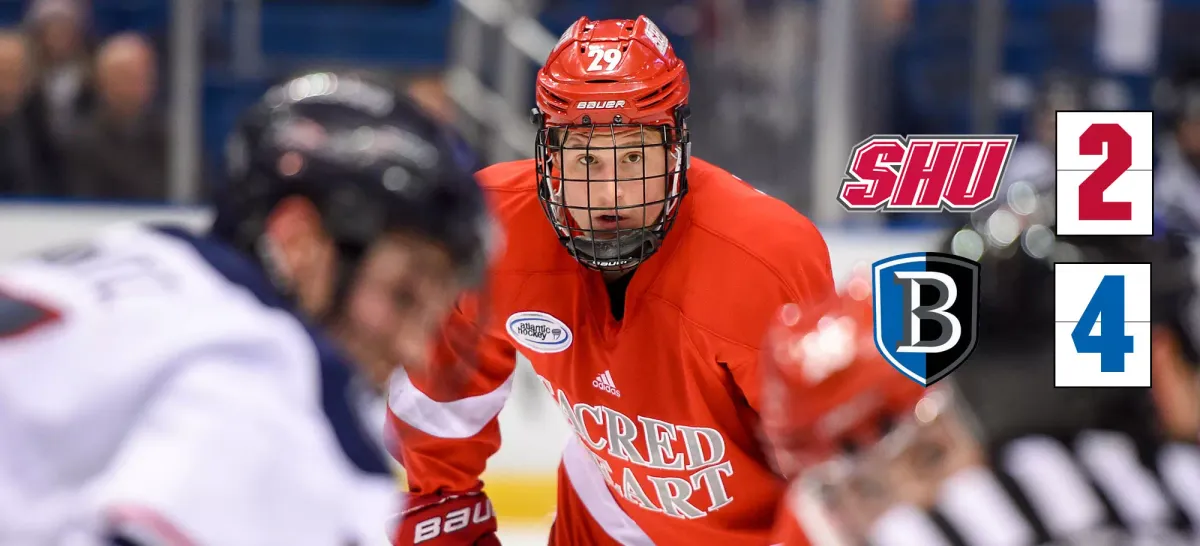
[1077,123,1133,221]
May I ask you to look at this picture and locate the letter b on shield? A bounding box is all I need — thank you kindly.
[873,252,980,386]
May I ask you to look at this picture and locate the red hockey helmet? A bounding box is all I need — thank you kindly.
[760,276,927,479]
[532,15,691,273]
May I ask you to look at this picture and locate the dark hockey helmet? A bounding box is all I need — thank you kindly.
[941,186,1198,443]
[212,71,496,306]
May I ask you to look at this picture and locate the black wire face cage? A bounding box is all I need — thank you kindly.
[534,112,690,273]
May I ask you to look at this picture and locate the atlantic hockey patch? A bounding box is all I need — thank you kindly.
[505,311,572,354]
[0,291,61,339]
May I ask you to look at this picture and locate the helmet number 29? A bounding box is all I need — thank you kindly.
[586,45,622,72]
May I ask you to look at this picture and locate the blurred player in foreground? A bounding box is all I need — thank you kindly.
[388,14,834,546]
[766,190,1200,545]
[759,278,925,546]
[0,71,493,545]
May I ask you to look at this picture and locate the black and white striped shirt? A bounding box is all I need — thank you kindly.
[868,431,1200,546]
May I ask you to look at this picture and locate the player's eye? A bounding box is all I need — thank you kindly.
[624,152,643,164]
[392,287,417,311]
[577,154,598,166]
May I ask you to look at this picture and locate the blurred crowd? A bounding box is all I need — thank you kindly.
[0,0,472,204]
[5,0,1200,234]
[0,0,165,201]
[996,68,1200,232]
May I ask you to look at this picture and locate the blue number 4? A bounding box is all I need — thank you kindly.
[1071,275,1135,372]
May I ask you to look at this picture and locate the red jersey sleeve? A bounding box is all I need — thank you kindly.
[679,174,835,415]
[386,289,517,496]
[386,161,532,497]
[727,215,834,413]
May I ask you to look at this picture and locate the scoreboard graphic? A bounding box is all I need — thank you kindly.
[1054,263,1152,387]
[1053,111,1154,387]
[1054,110,1154,236]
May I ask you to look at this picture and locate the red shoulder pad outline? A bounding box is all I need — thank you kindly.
[0,287,62,340]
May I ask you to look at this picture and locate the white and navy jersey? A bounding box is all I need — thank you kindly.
[865,431,1200,546]
[0,224,397,545]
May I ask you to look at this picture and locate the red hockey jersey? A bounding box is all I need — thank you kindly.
[387,157,834,544]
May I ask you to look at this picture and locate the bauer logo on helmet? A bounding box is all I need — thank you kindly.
[575,100,627,110]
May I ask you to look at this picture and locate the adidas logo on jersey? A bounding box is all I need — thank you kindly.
[592,370,621,397]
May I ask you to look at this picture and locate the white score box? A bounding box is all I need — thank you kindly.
[1055,110,1154,236]
[1054,262,1151,388]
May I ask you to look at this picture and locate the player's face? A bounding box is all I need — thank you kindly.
[880,397,984,508]
[331,234,461,387]
[556,126,669,238]
[266,196,340,318]
[1176,117,1200,170]
[808,389,986,540]
[1150,326,1200,440]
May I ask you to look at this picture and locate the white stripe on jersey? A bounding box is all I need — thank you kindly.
[1075,430,1174,532]
[865,432,1200,546]
[870,505,953,546]
[936,466,1036,545]
[1159,443,1200,529]
[1002,436,1106,537]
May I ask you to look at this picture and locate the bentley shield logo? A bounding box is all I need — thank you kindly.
[872,252,980,387]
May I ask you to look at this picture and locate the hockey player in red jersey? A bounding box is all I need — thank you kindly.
[759,277,926,546]
[387,14,835,545]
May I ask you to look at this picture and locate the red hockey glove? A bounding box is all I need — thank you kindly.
[393,488,500,546]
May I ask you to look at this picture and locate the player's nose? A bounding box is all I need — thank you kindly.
[588,178,624,208]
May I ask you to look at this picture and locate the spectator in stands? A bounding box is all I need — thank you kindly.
[406,72,455,125]
[24,0,95,195]
[402,71,484,172]
[999,76,1084,197]
[0,30,40,195]
[1156,83,1200,233]
[64,33,166,201]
